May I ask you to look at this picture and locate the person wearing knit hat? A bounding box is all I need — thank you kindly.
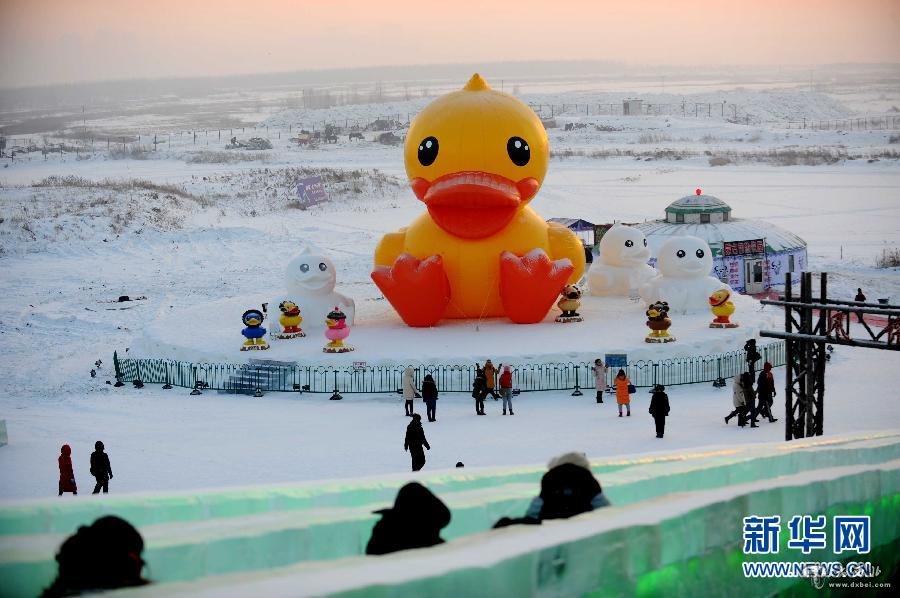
[648,385,670,438]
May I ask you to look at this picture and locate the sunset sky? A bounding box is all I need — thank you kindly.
[1,0,898,88]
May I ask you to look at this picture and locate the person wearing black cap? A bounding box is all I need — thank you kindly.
[41,515,149,597]
[648,385,670,438]
[404,414,430,471]
[365,482,451,555]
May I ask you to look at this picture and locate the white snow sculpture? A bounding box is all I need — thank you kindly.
[587,224,658,296]
[268,249,355,334]
[639,235,730,313]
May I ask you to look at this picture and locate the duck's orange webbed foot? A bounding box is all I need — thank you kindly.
[372,254,451,327]
[500,250,574,324]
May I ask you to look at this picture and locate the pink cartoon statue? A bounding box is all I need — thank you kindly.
[323,307,353,353]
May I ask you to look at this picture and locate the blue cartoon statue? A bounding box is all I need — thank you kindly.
[240,308,270,351]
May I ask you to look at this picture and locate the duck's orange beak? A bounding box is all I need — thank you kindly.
[411,171,540,239]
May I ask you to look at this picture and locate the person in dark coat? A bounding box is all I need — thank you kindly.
[365,482,451,555]
[648,384,670,438]
[742,371,759,427]
[90,441,114,494]
[404,414,430,471]
[41,515,149,597]
[421,374,438,422]
[494,452,610,528]
[58,445,77,496]
[755,362,778,423]
[855,288,866,323]
[472,367,488,415]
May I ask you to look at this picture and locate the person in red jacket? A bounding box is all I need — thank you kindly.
[499,365,514,415]
[58,444,77,496]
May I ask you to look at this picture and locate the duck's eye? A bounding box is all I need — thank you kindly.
[676,250,686,258]
[696,249,705,258]
[318,262,327,271]
[507,136,530,166]
[300,263,310,273]
[625,240,633,248]
[417,136,439,166]
[643,239,648,247]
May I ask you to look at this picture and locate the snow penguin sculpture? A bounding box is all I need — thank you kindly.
[588,224,657,296]
[639,236,730,313]
[371,74,585,327]
[269,249,355,335]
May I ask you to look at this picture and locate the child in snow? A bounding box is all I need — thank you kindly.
[421,374,438,422]
[58,445,77,496]
[614,370,631,417]
[401,366,417,417]
[648,385,670,438]
[591,359,607,403]
[365,482,451,555]
[404,414,430,471]
[493,452,610,528]
[499,365,514,415]
[41,516,149,597]
[90,441,114,494]
[472,367,488,415]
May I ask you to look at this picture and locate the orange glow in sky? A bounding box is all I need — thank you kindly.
[1,0,898,87]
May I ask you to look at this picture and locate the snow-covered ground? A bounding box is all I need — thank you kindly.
[0,75,898,501]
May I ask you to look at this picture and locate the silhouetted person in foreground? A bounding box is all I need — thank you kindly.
[41,515,149,597]
[90,441,113,494]
[365,482,451,555]
[58,445,77,496]
[494,452,610,528]
[404,414,430,471]
[648,384,670,438]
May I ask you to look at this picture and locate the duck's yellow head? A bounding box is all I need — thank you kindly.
[404,74,549,239]
[708,288,731,307]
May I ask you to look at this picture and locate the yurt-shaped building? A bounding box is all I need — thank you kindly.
[634,189,807,295]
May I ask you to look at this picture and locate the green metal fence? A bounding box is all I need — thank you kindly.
[114,341,785,395]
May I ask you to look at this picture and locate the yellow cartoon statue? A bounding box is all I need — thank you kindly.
[555,284,583,323]
[645,301,675,343]
[708,288,738,328]
[371,74,585,327]
[276,300,305,339]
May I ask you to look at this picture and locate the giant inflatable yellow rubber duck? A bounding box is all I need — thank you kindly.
[372,74,585,327]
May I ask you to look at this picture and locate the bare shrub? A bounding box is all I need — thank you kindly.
[889,134,900,144]
[637,132,672,144]
[186,150,271,164]
[876,247,900,268]
[108,146,153,160]
[33,175,198,200]
[709,156,732,166]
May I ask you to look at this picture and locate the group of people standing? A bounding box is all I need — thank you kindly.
[57,441,114,497]
[472,360,514,415]
[725,362,778,427]
[592,359,671,438]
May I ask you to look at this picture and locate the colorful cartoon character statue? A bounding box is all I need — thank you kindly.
[708,288,739,328]
[555,284,583,323]
[588,224,658,297]
[323,307,353,353]
[645,301,675,343]
[240,308,270,351]
[276,300,305,339]
[371,74,585,327]
[269,247,355,334]
[640,236,731,313]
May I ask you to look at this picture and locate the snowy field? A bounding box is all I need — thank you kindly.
[0,73,898,501]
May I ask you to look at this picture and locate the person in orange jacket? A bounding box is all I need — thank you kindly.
[614,369,631,417]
